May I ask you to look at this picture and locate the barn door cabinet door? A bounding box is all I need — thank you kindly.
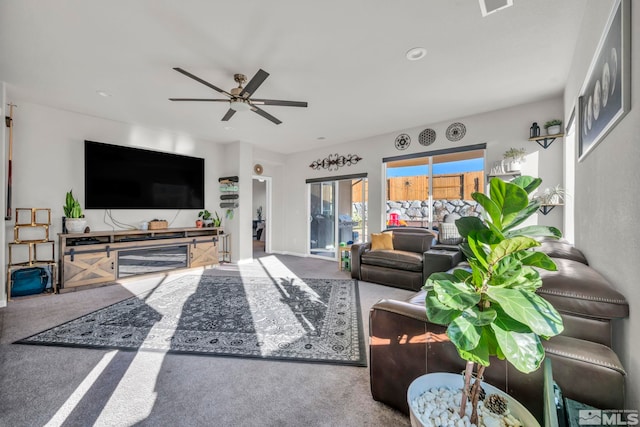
[63,252,116,288]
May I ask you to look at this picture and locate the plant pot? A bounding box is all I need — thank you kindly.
[546,125,561,135]
[505,160,522,172]
[65,218,87,234]
[407,372,539,427]
[203,219,213,227]
[195,220,203,228]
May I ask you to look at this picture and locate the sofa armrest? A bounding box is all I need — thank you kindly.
[351,242,371,279]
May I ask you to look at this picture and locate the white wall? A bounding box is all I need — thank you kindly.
[280,97,565,256]
[6,101,225,243]
[564,0,639,407]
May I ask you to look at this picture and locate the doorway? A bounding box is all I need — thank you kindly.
[307,174,368,260]
[252,176,271,256]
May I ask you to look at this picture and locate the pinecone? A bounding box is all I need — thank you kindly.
[485,394,508,415]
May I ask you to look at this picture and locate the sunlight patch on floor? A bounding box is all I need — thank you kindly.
[93,350,167,426]
[45,350,118,427]
[235,255,330,356]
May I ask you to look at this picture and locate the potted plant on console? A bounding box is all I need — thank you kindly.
[63,190,87,233]
[410,176,563,426]
[198,209,213,227]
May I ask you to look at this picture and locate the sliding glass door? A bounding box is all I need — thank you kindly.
[385,147,485,229]
[308,175,368,260]
[309,182,336,258]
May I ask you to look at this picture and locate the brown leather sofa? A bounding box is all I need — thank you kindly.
[351,228,462,291]
[369,239,629,421]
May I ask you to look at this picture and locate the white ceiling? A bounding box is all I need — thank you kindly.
[0,0,586,154]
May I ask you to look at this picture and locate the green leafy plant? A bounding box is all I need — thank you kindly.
[502,147,526,160]
[544,119,562,129]
[198,210,212,220]
[424,176,563,423]
[535,184,567,205]
[63,190,83,218]
[213,211,222,227]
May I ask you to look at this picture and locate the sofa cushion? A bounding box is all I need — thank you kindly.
[371,232,394,250]
[361,249,423,272]
[437,222,463,245]
[537,258,628,320]
[391,232,433,253]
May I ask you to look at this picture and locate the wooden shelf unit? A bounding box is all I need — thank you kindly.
[7,208,57,300]
[58,227,224,290]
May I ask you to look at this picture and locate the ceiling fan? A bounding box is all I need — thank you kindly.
[169,68,308,125]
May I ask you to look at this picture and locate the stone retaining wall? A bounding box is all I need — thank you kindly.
[351,199,481,225]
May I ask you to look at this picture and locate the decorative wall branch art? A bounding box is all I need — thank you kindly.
[309,153,363,171]
[578,0,630,161]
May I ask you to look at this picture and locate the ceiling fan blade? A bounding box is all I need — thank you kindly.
[250,105,282,125]
[240,69,269,98]
[251,99,308,108]
[221,108,236,121]
[173,67,232,97]
[169,98,229,102]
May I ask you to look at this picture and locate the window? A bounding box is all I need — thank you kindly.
[384,145,485,229]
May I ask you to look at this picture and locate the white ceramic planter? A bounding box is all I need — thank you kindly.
[505,160,522,172]
[65,218,87,233]
[546,125,561,135]
[407,372,540,427]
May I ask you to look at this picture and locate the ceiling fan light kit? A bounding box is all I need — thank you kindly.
[170,67,307,124]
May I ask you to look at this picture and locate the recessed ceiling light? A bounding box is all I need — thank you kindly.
[96,90,111,97]
[405,47,427,61]
[224,126,234,131]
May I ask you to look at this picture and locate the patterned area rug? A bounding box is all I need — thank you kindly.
[16,276,367,366]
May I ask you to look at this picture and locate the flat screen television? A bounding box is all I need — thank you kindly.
[84,140,205,209]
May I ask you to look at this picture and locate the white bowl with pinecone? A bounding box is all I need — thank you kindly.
[408,372,539,427]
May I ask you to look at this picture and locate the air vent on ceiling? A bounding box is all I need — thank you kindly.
[479,0,513,17]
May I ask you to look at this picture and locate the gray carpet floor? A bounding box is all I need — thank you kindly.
[0,246,413,427]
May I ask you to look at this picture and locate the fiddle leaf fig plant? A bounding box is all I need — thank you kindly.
[424,176,563,423]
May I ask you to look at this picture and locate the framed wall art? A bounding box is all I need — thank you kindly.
[578,0,631,161]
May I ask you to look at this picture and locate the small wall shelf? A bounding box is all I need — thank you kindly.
[529,133,564,149]
[539,204,563,215]
[487,172,521,180]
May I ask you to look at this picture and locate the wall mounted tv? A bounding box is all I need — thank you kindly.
[84,140,205,209]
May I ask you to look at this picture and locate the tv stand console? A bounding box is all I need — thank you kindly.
[58,227,223,290]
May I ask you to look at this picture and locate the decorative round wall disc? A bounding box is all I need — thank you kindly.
[418,128,436,146]
[395,133,411,150]
[253,164,264,175]
[446,122,466,142]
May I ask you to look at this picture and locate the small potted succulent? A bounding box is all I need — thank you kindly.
[544,119,562,136]
[411,176,563,425]
[502,147,526,172]
[63,190,87,233]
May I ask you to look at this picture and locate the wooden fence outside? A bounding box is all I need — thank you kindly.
[349,171,483,203]
[386,171,484,201]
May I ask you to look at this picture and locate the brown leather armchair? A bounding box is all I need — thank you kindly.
[351,228,462,291]
[369,239,629,422]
